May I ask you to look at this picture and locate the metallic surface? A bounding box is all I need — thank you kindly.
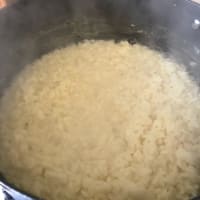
[0,181,36,200]
[0,0,200,199]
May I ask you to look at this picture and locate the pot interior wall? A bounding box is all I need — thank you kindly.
[0,0,200,97]
[0,0,200,198]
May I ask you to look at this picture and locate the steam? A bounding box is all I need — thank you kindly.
[148,0,200,84]
[0,0,200,97]
[0,1,200,199]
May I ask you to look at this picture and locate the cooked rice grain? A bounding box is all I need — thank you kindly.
[0,41,200,200]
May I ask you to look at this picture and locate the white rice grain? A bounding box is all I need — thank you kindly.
[0,41,200,200]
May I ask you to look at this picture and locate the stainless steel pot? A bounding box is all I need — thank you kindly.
[0,0,200,199]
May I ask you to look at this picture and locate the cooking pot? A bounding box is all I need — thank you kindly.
[0,0,200,199]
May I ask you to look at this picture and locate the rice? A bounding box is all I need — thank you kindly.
[0,40,200,200]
